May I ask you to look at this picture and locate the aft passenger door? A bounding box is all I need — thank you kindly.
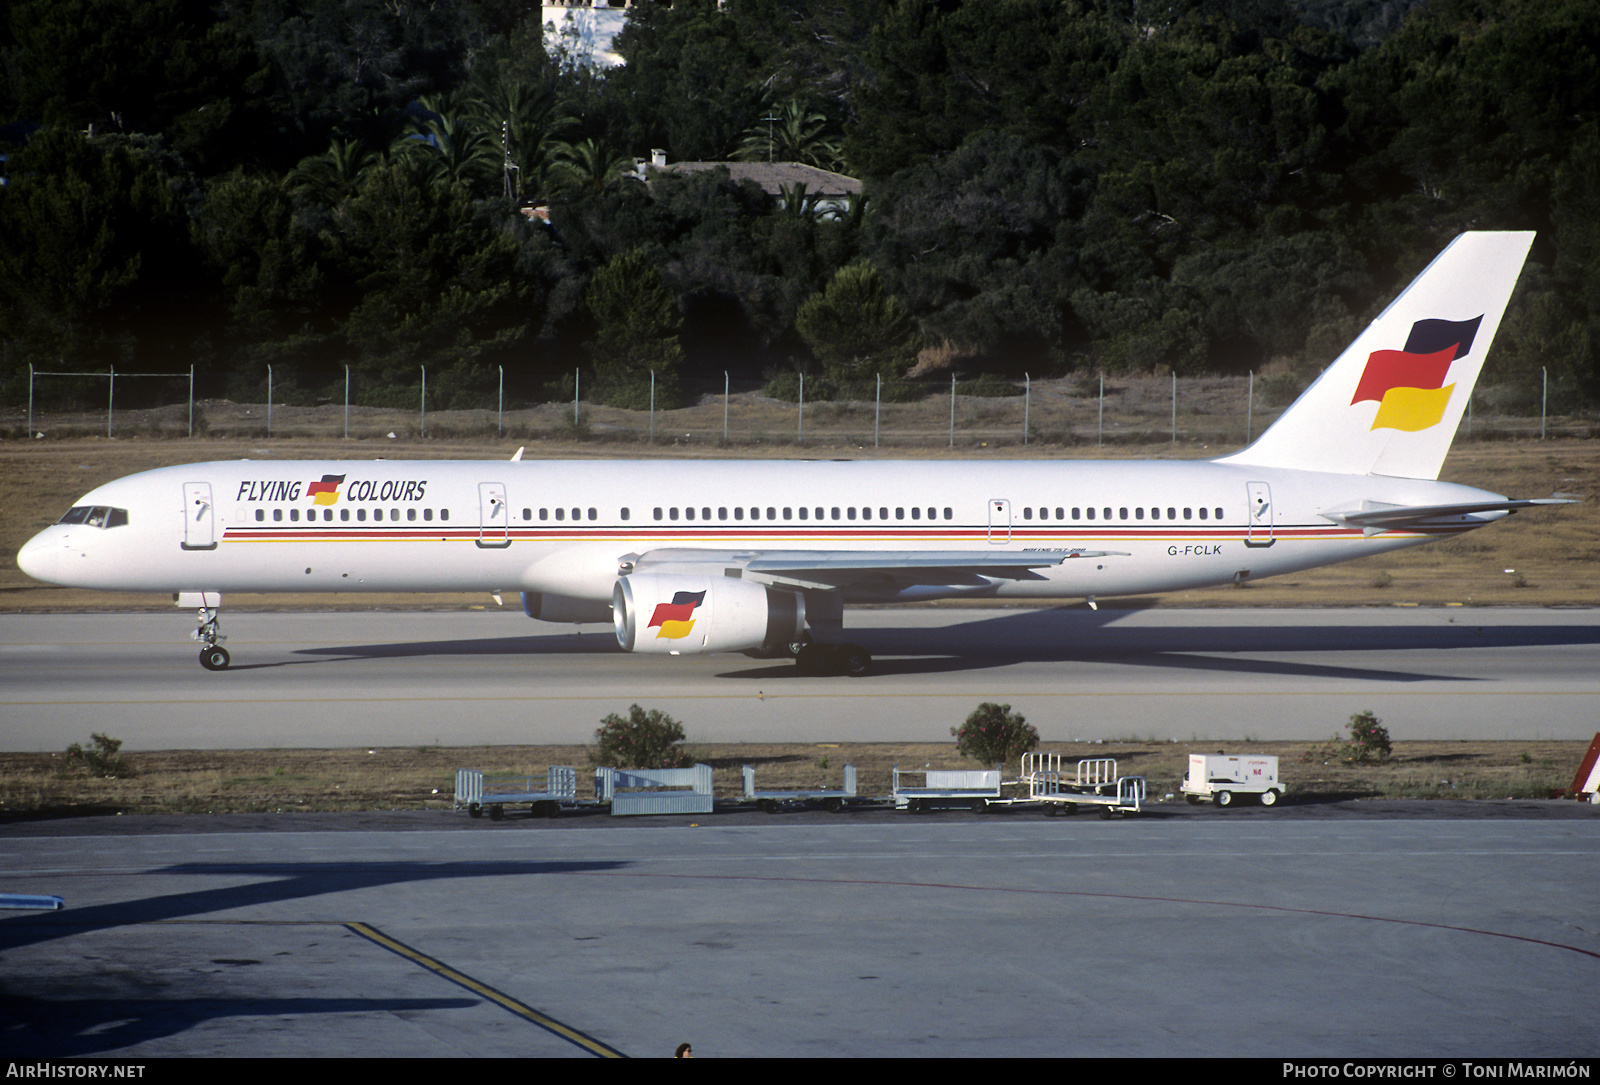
[1245,481,1274,548]
[181,482,216,551]
[478,482,511,548]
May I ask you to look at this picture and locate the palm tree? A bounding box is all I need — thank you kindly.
[735,98,844,171]
[392,95,503,195]
[546,138,637,195]
[288,139,378,205]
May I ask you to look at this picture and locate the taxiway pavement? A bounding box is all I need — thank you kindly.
[3,606,1598,749]
[2,811,1598,1058]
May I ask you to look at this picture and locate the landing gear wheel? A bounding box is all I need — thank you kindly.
[1215,790,1234,808]
[199,646,231,671]
[835,643,872,677]
[1260,789,1279,807]
[795,643,832,676]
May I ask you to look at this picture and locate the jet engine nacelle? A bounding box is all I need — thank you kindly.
[613,574,805,655]
[522,591,614,624]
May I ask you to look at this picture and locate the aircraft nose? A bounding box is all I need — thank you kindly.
[17,528,64,584]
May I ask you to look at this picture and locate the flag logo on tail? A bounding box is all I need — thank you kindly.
[648,591,706,640]
[1351,317,1483,431]
[307,474,346,506]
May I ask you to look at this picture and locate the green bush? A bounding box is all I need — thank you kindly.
[64,732,133,778]
[951,703,1039,766]
[1345,710,1393,762]
[592,705,692,768]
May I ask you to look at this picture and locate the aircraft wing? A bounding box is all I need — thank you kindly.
[1321,497,1577,535]
[628,548,1127,591]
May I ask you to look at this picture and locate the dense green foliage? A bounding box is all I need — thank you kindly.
[952,702,1039,766]
[592,704,692,769]
[2,0,1596,410]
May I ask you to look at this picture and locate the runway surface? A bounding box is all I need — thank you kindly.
[4,606,1599,749]
[2,812,1596,1058]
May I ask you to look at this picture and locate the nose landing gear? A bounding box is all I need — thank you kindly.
[191,606,230,670]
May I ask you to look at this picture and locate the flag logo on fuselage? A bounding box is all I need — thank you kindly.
[648,591,706,640]
[1351,317,1483,431]
[306,474,346,506]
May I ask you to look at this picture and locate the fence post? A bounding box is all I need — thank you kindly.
[798,372,804,444]
[1171,370,1176,442]
[27,364,32,436]
[267,364,272,437]
[574,368,580,428]
[650,369,655,442]
[188,365,194,438]
[949,372,956,447]
[1097,373,1103,446]
[1023,373,1029,446]
[498,364,503,439]
[108,365,114,438]
[344,366,350,439]
[1541,366,1547,439]
[420,365,426,438]
[875,372,881,447]
[724,370,729,442]
[1246,371,1253,444]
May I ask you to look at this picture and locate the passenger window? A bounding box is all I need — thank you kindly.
[798,507,808,520]
[555,508,565,521]
[701,507,710,520]
[1199,508,1208,520]
[620,508,630,521]
[441,509,449,521]
[1215,507,1224,520]
[274,509,283,522]
[847,508,856,520]
[734,507,744,521]
[1103,508,1112,520]
[1119,508,1128,520]
[1135,508,1143,520]
[290,508,300,522]
[540,508,549,521]
[522,508,531,520]
[654,508,663,521]
[1168,507,1176,520]
[895,508,904,520]
[588,508,597,521]
[390,509,398,520]
[1055,508,1064,520]
[944,508,953,520]
[879,507,888,520]
[255,509,264,522]
[424,509,433,522]
[572,508,581,521]
[911,507,921,520]
[341,509,350,522]
[685,508,695,521]
[719,507,728,521]
[1183,508,1192,519]
[832,508,841,520]
[406,508,415,521]
[357,508,366,522]
[1023,508,1033,521]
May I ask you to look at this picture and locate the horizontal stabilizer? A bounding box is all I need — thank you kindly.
[1321,496,1576,535]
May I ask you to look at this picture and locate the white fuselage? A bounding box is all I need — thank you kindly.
[17,457,1506,605]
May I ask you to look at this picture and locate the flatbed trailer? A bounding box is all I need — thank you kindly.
[1021,755,1147,818]
[892,764,1002,812]
[454,767,578,820]
[742,763,858,812]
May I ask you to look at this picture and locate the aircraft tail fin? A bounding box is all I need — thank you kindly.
[1217,231,1534,479]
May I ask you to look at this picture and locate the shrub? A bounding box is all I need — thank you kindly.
[1345,710,1393,762]
[592,705,691,768]
[64,732,133,778]
[951,703,1039,766]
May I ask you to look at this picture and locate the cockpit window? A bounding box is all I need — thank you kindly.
[58,506,128,529]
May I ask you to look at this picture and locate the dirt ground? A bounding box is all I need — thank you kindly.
[0,739,1588,817]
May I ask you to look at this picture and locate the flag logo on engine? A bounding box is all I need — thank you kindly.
[647,591,707,639]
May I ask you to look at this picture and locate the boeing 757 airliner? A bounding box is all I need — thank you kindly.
[17,231,1571,673]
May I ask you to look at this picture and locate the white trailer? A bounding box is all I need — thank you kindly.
[1022,755,1147,818]
[1181,754,1285,807]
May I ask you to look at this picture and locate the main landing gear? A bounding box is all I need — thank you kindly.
[792,641,872,677]
[192,606,230,670]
